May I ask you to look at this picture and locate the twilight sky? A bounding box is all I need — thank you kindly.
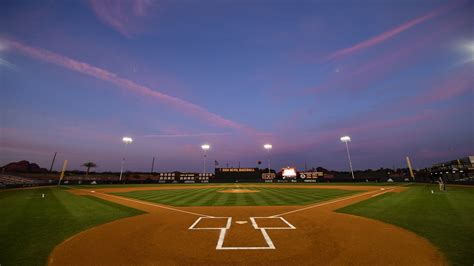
[0,0,473,172]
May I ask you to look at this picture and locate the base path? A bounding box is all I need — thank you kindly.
[49,185,446,265]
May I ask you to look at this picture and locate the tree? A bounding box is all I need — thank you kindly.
[82,162,97,176]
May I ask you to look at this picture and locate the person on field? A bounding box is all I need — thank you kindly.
[437,177,445,191]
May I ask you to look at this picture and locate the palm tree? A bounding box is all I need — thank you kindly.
[82,162,97,176]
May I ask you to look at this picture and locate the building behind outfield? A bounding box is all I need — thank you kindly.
[427,155,474,181]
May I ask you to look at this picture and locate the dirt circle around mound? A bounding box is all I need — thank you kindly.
[218,189,260,193]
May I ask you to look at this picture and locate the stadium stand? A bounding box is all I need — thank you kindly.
[0,174,47,189]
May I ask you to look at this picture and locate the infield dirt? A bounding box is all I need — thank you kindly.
[48,185,446,265]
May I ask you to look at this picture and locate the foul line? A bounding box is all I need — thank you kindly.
[271,188,396,217]
[63,186,213,218]
[370,189,394,197]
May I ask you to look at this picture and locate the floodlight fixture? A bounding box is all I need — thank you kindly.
[340,136,355,180]
[122,137,133,143]
[119,136,133,181]
[340,136,351,142]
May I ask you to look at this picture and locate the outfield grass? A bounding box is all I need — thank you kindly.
[336,184,474,266]
[0,187,145,266]
[112,187,359,206]
[75,182,400,189]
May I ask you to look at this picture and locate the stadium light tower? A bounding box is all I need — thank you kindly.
[263,144,272,174]
[201,144,210,174]
[119,137,133,182]
[340,136,355,180]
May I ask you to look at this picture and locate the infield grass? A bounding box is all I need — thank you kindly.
[112,187,359,206]
[0,187,145,266]
[337,184,474,266]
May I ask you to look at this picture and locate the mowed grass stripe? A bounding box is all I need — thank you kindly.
[169,188,215,206]
[114,187,359,206]
[179,188,218,206]
[0,187,144,266]
[337,185,474,266]
[248,187,277,205]
[259,188,297,205]
[263,188,317,204]
[158,189,211,205]
[246,189,264,205]
[190,189,222,206]
[114,188,202,205]
[208,191,228,206]
[263,188,308,203]
[154,189,209,205]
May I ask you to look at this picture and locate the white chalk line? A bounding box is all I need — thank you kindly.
[271,187,398,217]
[63,186,214,218]
[189,216,295,250]
[370,189,394,197]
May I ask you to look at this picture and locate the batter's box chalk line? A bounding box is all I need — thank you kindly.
[188,216,295,250]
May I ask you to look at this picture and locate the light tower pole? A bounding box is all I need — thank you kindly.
[119,137,133,182]
[264,144,272,174]
[201,144,210,174]
[340,136,355,180]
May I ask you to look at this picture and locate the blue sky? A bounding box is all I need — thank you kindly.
[0,0,473,172]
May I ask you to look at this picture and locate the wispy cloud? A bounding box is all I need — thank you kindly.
[89,0,156,38]
[5,39,253,132]
[304,13,470,95]
[142,132,234,138]
[413,66,473,105]
[324,2,460,61]
[0,57,17,70]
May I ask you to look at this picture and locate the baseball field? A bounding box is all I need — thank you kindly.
[1,183,473,265]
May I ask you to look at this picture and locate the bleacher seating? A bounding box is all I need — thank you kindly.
[0,175,40,187]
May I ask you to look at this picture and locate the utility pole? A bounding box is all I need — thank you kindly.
[151,157,155,173]
[49,152,57,172]
[406,156,415,181]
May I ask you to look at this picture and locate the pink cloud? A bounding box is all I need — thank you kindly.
[89,0,156,38]
[5,39,253,133]
[272,107,446,156]
[414,67,473,104]
[304,13,471,95]
[324,2,460,61]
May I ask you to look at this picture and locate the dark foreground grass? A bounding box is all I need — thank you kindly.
[0,187,145,266]
[113,187,359,206]
[337,184,474,266]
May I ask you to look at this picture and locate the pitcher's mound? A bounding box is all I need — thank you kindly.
[219,189,260,193]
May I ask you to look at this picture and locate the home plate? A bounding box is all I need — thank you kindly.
[236,221,248,224]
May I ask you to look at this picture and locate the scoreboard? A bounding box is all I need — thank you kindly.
[158,172,213,183]
[299,171,323,182]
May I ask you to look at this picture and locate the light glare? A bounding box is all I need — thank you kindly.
[201,144,210,150]
[282,167,297,178]
[340,136,351,142]
[122,137,133,143]
[263,144,272,150]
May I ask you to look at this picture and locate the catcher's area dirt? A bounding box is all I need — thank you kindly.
[49,185,447,265]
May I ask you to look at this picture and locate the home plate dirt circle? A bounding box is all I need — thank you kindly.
[218,189,260,193]
[48,186,447,265]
